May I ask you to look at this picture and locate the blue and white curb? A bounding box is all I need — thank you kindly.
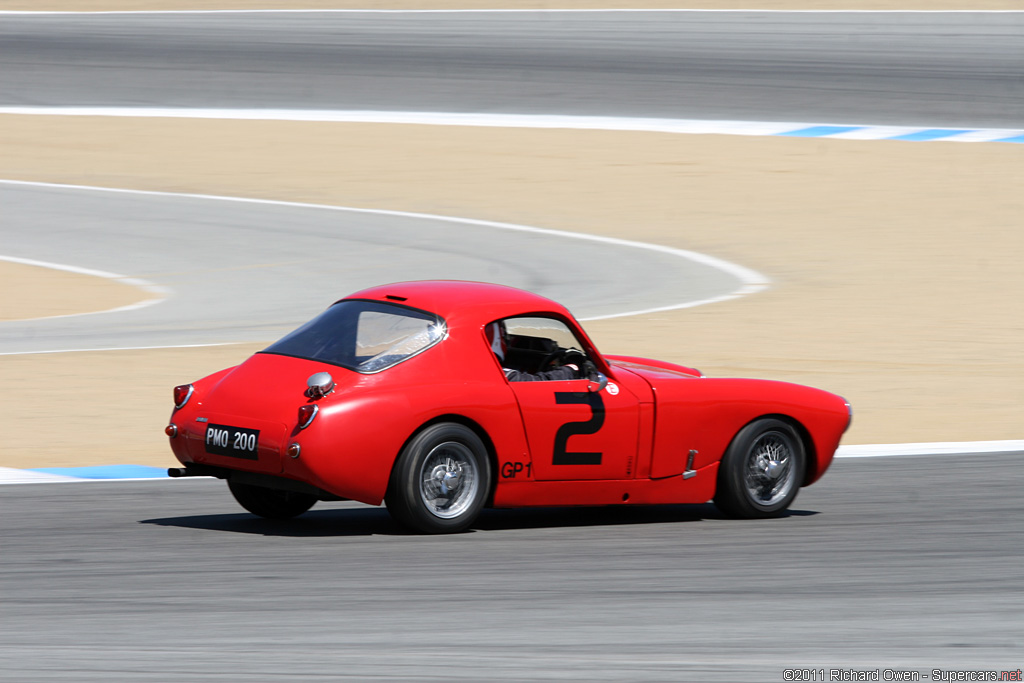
[0,465,172,484]
[2,441,1021,485]
[0,108,1022,144]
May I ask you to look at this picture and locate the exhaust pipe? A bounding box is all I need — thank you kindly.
[167,464,226,479]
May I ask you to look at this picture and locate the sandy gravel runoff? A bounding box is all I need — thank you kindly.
[1,112,1020,469]
[0,259,152,322]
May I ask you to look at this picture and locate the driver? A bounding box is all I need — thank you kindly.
[486,321,584,382]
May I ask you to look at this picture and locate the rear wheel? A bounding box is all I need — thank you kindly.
[714,418,805,518]
[227,480,317,519]
[385,423,491,534]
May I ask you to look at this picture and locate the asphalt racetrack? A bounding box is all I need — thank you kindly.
[2,11,1022,127]
[0,181,752,353]
[1,7,1023,681]
[1,453,1021,681]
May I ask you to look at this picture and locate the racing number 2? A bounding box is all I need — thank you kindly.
[553,391,605,465]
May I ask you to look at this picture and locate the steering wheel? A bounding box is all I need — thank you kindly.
[541,347,587,371]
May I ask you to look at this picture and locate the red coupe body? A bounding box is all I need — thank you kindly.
[167,281,850,532]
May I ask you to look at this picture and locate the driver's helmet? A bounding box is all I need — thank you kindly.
[485,320,508,362]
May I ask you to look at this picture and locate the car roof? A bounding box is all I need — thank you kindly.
[341,280,573,327]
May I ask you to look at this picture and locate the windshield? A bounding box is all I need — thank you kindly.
[261,300,446,373]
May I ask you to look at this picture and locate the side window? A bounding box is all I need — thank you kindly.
[500,317,587,376]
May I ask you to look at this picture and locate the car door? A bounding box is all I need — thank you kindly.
[509,378,641,481]
[493,315,640,481]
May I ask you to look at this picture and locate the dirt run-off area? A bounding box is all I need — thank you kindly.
[1,111,1021,468]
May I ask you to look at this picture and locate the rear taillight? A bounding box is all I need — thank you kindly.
[173,384,194,409]
[298,404,318,429]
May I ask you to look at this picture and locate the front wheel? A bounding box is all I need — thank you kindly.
[227,480,317,519]
[385,423,491,534]
[714,418,805,518]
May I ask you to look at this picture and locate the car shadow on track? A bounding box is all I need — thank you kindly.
[475,504,817,531]
[140,506,401,537]
[140,503,818,537]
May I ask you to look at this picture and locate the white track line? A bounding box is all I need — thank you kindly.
[837,440,1024,458]
[0,254,169,320]
[0,468,81,484]
[3,108,1021,144]
[0,343,244,357]
[0,468,194,485]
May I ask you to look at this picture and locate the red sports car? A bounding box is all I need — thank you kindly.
[166,281,851,533]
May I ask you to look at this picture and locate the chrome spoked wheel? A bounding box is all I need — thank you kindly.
[743,431,796,508]
[418,441,480,519]
[714,418,806,518]
[385,423,492,534]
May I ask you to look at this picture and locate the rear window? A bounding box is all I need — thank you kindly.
[261,300,446,373]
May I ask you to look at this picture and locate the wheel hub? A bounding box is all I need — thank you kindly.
[419,442,479,519]
[745,432,794,506]
[431,459,463,496]
[760,456,786,479]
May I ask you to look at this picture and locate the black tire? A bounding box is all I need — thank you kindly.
[227,480,317,520]
[384,423,492,534]
[714,418,806,519]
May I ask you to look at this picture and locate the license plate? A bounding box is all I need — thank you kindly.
[204,423,260,460]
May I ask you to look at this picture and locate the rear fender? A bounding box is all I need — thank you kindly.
[283,382,527,506]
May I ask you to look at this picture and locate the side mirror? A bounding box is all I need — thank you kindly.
[587,371,608,393]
